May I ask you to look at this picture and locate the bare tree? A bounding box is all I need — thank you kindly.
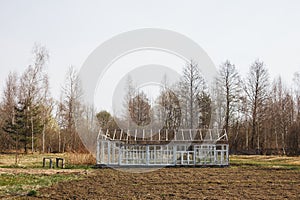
[293,72,300,121]
[60,66,83,152]
[217,60,241,134]
[19,44,49,153]
[40,78,53,153]
[128,91,151,127]
[1,72,18,151]
[157,88,181,130]
[197,91,212,128]
[122,75,136,129]
[245,60,269,151]
[178,60,206,129]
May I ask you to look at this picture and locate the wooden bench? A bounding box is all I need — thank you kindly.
[55,157,65,168]
[43,157,54,168]
[43,157,65,168]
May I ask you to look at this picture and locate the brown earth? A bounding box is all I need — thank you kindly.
[20,166,300,200]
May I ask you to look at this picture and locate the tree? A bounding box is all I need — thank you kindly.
[217,60,241,133]
[2,44,49,153]
[128,91,151,127]
[1,72,18,150]
[197,91,212,128]
[122,76,136,129]
[59,66,84,152]
[96,110,118,130]
[157,88,181,130]
[293,72,300,121]
[245,60,269,151]
[178,60,206,129]
[18,44,49,153]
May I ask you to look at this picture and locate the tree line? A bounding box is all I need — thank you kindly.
[0,44,85,153]
[101,60,300,156]
[0,44,299,155]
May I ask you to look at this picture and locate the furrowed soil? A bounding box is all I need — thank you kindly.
[22,166,300,200]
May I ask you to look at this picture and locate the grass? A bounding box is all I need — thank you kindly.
[0,153,299,198]
[0,173,81,197]
[0,152,95,197]
[230,155,300,170]
[0,152,95,169]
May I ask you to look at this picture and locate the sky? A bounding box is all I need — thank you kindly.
[1,0,300,111]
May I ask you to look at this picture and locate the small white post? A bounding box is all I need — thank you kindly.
[226,144,229,165]
[120,130,123,140]
[166,129,168,141]
[221,145,224,165]
[118,145,122,165]
[107,141,111,164]
[112,142,115,164]
[96,139,100,164]
[101,141,105,164]
[143,129,145,140]
[113,129,117,140]
[173,145,177,165]
[146,145,149,166]
[158,130,161,141]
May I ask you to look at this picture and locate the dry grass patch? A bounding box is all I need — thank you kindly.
[0,153,96,169]
[65,153,96,166]
[230,155,300,170]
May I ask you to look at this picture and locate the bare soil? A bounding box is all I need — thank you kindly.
[22,166,300,200]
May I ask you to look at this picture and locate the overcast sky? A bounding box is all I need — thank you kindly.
[1,0,300,110]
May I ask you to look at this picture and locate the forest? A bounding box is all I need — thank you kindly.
[0,44,299,156]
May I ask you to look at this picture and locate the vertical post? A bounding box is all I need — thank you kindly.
[193,146,196,165]
[166,145,169,164]
[200,129,203,140]
[49,159,53,168]
[173,145,177,165]
[146,145,149,166]
[113,129,117,140]
[221,145,224,165]
[120,130,123,140]
[101,141,105,164]
[112,142,115,164]
[158,130,161,141]
[118,144,122,165]
[166,129,168,141]
[181,152,183,165]
[214,145,217,165]
[226,144,229,165]
[154,146,156,164]
[96,139,100,164]
[143,129,145,140]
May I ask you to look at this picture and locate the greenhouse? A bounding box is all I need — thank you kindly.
[96,129,229,167]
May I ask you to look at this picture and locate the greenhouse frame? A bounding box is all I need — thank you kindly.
[96,129,229,167]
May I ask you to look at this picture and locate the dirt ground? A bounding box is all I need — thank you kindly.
[21,166,300,200]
